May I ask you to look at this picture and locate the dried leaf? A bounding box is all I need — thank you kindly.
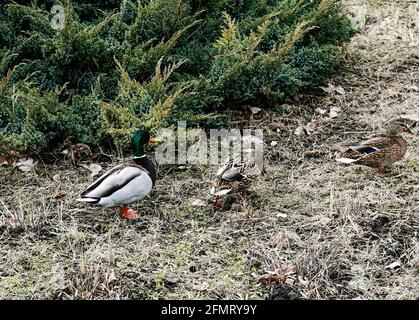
[192,281,209,291]
[165,276,180,285]
[320,84,333,94]
[14,157,37,172]
[321,83,345,95]
[259,264,296,285]
[318,216,332,225]
[293,93,303,101]
[191,199,206,207]
[0,155,7,166]
[386,261,401,269]
[400,114,419,122]
[304,120,323,135]
[334,85,345,95]
[54,191,67,199]
[259,273,286,284]
[270,141,278,147]
[80,163,103,177]
[316,108,327,115]
[294,126,304,136]
[107,270,117,282]
[329,106,341,118]
[72,143,91,157]
[52,174,61,183]
[250,106,262,114]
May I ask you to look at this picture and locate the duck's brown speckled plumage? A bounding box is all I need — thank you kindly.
[337,121,411,174]
[341,135,407,167]
[211,156,262,196]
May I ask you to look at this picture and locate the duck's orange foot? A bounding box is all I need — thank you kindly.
[238,193,248,206]
[214,196,223,208]
[121,206,139,220]
[377,163,387,176]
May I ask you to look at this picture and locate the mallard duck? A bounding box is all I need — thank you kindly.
[210,149,266,207]
[336,120,412,175]
[77,130,158,219]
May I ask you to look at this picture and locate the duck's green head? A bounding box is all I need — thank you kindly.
[132,129,158,157]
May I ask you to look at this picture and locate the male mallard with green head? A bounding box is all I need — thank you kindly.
[336,120,412,175]
[77,130,158,219]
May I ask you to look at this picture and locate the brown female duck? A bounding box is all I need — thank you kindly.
[336,120,412,175]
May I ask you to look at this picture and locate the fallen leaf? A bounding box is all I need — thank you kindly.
[258,273,287,284]
[0,155,7,166]
[54,191,67,199]
[318,216,332,225]
[80,163,103,177]
[320,83,345,95]
[294,126,304,136]
[60,143,91,160]
[14,157,37,172]
[52,174,61,183]
[192,282,209,291]
[270,141,278,147]
[384,88,399,98]
[320,84,333,94]
[276,213,287,218]
[329,106,341,118]
[281,263,296,275]
[259,264,296,285]
[107,269,117,282]
[304,120,324,135]
[386,261,401,269]
[165,277,180,285]
[334,84,345,95]
[250,106,262,114]
[293,93,303,101]
[191,199,206,207]
[315,108,327,115]
[400,114,419,122]
[276,233,290,247]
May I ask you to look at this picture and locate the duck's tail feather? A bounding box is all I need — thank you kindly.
[210,186,232,196]
[336,157,358,164]
[76,197,100,204]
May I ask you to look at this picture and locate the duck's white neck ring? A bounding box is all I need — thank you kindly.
[133,155,146,159]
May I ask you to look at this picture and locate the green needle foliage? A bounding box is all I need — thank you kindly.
[0,0,355,155]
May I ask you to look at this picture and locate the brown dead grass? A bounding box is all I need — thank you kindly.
[0,0,418,300]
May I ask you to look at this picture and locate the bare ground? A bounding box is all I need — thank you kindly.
[0,0,418,300]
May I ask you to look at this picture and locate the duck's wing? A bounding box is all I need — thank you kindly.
[211,157,258,195]
[337,136,394,163]
[80,164,148,199]
[218,159,245,181]
[361,136,393,147]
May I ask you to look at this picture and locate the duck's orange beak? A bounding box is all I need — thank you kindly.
[149,137,159,143]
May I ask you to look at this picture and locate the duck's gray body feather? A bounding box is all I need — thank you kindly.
[78,163,153,208]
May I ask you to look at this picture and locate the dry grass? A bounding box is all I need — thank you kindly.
[0,0,418,300]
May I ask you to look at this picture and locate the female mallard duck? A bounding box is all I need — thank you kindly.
[336,120,412,175]
[210,149,266,207]
[77,130,158,219]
